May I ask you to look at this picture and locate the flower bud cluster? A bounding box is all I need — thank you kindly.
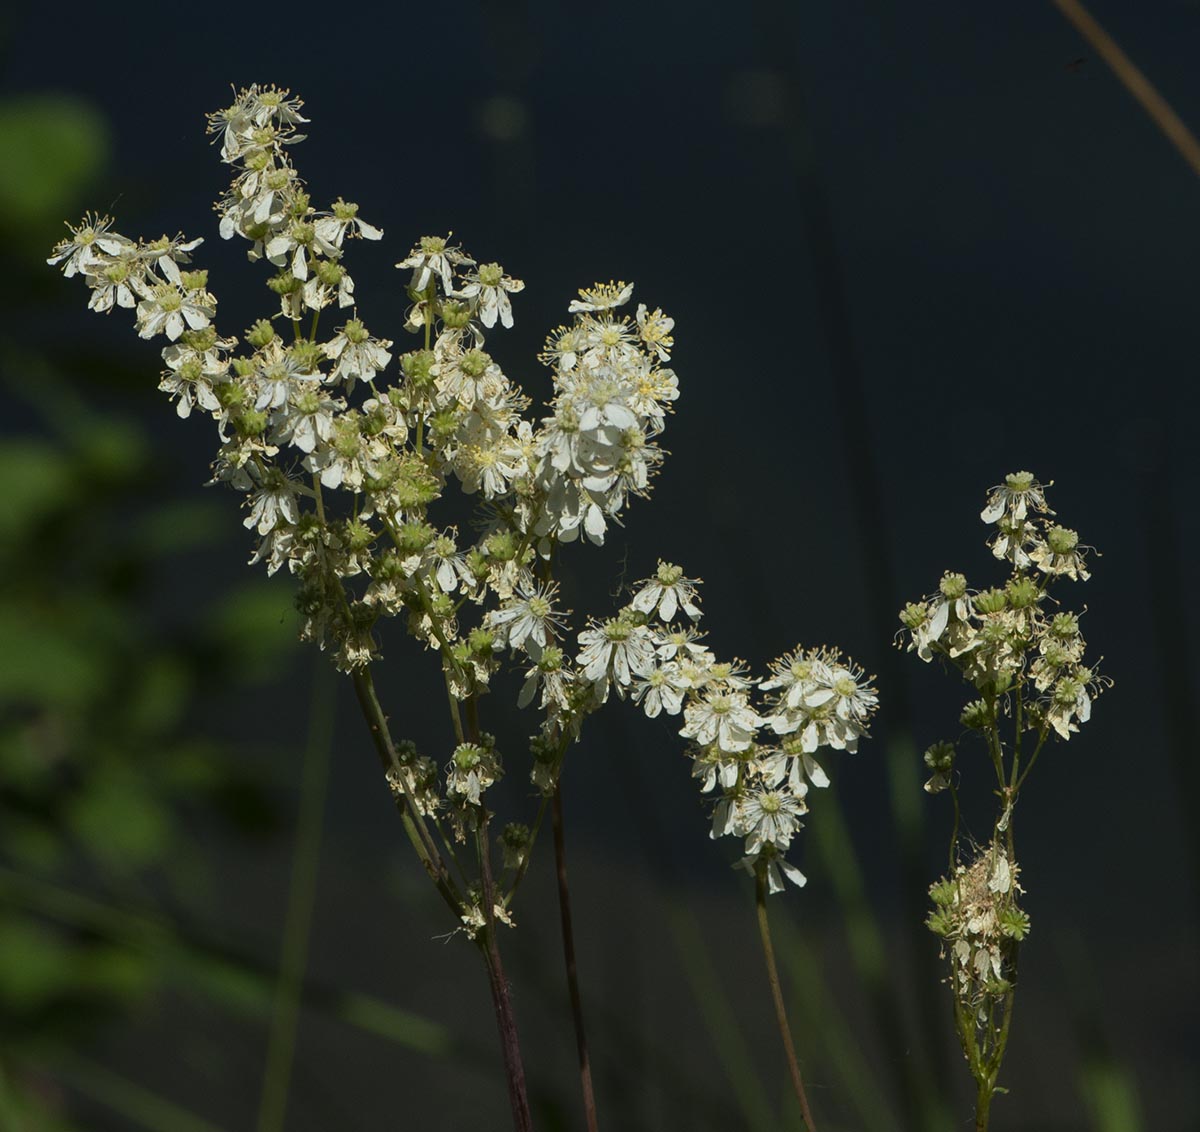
[576,562,879,893]
[897,472,1107,742]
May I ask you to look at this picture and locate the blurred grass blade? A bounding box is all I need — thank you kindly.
[666,897,777,1132]
[773,915,898,1132]
[1055,929,1144,1132]
[0,865,451,1054]
[1079,1057,1143,1132]
[50,1053,226,1132]
[809,779,948,1129]
[256,659,335,1132]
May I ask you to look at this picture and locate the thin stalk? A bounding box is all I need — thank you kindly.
[502,794,549,908]
[349,668,461,914]
[256,658,336,1132]
[477,814,534,1132]
[1051,0,1200,178]
[755,865,817,1131]
[552,785,600,1132]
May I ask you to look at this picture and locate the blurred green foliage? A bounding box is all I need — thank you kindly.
[0,90,298,1128]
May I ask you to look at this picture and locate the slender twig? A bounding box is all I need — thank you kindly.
[478,813,535,1132]
[754,865,818,1131]
[552,785,600,1132]
[1052,0,1200,179]
[256,658,335,1132]
[349,668,462,914]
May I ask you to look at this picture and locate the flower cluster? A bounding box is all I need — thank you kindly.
[576,562,879,893]
[49,85,682,857]
[898,471,1106,756]
[926,843,1030,1017]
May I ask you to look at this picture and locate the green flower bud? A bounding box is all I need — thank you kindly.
[926,908,955,938]
[344,519,374,552]
[315,260,345,286]
[478,262,504,287]
[975,588,1008,615]
[468,627,497,656]
[1005,470,1035,492]
[484,530,518,562]
[245,319,277,349]
[453,743,484,771]
[939,572,968,600]
[395,521,436,554]
[924,741,955,771]
[267,270,301,295]
[1046,525,1079,554]
[999,907,1030,941]
[1005,577,1040,609]
[401,349,435,386]
[342,317,368,344]
[929,877,958,907]
[458,349,491,378]
[960,700,991,730]
[440,300,471,329]
[899,601,929,630]
[233,408,268,437]
[290,339,325,371]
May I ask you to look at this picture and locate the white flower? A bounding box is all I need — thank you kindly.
[313,198,383,252]
[486,580,566,657]
[980,470,1051,525]
[630,561,702,622]
[679,689,760,753]
[576,616,657,692]
[630,662,688,718]
[135,280,215,341]
[324,319,393,390]
[279,385,342,454]
[736,788,808,855]
[396,234,474,294]
[568,280,634,313]
[243,467,302,535]
[48,214,134,279]
[1028,525,1090,582]
[636,303,674,360]
[456,262,525,329]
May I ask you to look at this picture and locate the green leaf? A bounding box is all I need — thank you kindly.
[0,440,74,542]
[0,919,74,1010]
[0,609,105,709]
[66,772,171,870]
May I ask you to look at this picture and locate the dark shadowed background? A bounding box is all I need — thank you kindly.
[1,1,1196,1130]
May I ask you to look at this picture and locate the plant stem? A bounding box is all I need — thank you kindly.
[350,667,462,915]
[1051,0,1200,178]
[552,785,600,1132]
[755,865,818,1131]
[478,814,535,1132]
[975,1076,992,1132]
